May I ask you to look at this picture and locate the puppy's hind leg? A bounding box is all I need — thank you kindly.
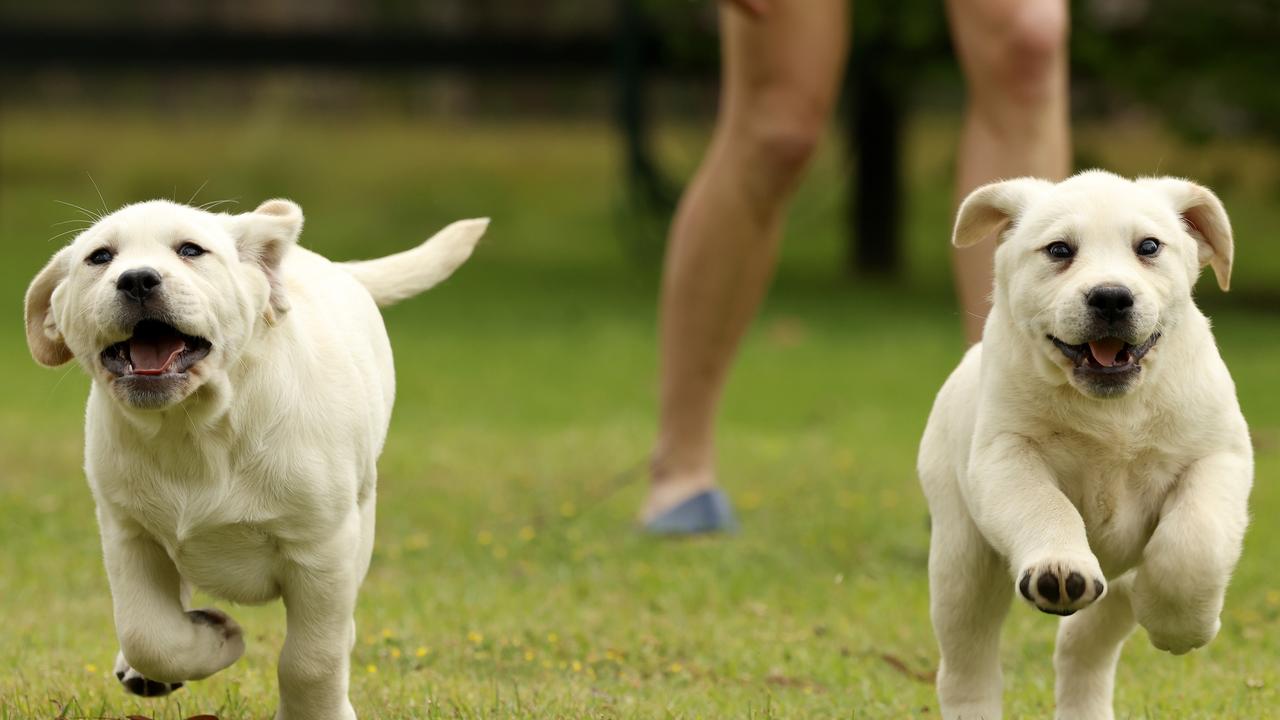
[276,519,362,720]
[346,491,376,656]
[930,506,1012,720]
[1054,574,1136,720]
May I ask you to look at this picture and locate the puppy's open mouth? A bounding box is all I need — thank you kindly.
[100,320,212,378]
[1049,334,1160,373]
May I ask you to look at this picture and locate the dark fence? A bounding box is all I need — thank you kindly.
[12,2,1268,274]
[0,2,915,276]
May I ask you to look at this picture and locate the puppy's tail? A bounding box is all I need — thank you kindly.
[342,218,488,307]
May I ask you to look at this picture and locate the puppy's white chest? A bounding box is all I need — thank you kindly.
[172,521,282,604]
[1051,446,1183,575]
[102,471,288,605]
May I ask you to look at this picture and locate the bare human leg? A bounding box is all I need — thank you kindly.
[645,0,850,524]
[947,0,1071,343]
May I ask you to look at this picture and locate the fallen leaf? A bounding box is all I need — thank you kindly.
[879,653,936,685]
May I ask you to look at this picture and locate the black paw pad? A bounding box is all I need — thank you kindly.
[187,609,222,626]
[1019,571,1033,601]
[123,676,172,697]
[1036,571,1061,603]
[1065,571,1086,601]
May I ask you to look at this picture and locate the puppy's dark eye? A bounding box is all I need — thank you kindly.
[177,242,206,258]
[87,248,114,266]
[1045,241,1074,260]
[1136,238,1161,257]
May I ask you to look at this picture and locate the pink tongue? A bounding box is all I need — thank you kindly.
[128,337,186,375]
[1088,338,1127,367]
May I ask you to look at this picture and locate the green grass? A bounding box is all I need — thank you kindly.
[1,107,1278,718]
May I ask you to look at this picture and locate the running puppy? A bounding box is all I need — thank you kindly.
[918,170,1251,719]
[25,199,487,720]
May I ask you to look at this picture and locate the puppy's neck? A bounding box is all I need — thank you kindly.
[94,371,235,441]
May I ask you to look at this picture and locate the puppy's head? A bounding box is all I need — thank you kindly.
[954,170,1232,399]
[25,199,302,410]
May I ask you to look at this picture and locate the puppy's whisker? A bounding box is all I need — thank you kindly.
[48,227,91,244]
[198,198,240,213]
[1026,304,1055,329]
[231,352,254,381]
[54,199,103,223]
[48,364,80,398]
[187,180,210,206]
[178,401,200,436]
[86,172,110,217]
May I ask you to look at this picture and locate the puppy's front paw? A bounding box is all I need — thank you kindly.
[188,607,246,667]
[1146,615,1220,655]
[113,651,183,697]
[1017,556,1106,616]
[1134,594,1221,655]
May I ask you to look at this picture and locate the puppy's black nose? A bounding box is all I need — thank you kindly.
[116,268,162,303]
[1087,285,1134,323]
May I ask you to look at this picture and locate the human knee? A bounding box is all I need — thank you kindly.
[750,119,822,180]
[972,1,1069,105]
[728,95,829,192]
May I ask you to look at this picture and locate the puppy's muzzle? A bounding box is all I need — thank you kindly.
[1048,285,1160,387]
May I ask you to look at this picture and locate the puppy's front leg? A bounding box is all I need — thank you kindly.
[966,433,1106,615]
[276,535,360,720]
[1133,451,1251,655]
[101,510,244,687]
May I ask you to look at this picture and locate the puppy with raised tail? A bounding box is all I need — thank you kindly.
[25,199,487,719]
[918,171,1252,719]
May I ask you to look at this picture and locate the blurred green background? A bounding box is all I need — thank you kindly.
[1,2,1278,718]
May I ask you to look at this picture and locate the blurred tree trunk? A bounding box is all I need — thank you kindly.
[616,0,675,215]
[844,30,904,278]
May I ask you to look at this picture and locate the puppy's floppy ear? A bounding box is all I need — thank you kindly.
[227,199,303,322]
[25,246,75,367]
[1140,177,1233,291]
[952,178,1054,249]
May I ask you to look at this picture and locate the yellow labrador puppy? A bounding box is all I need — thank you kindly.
[25,199,487,719]
[919,171,1251,719]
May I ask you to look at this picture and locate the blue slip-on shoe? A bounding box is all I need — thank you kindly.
[643,488,738,536]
